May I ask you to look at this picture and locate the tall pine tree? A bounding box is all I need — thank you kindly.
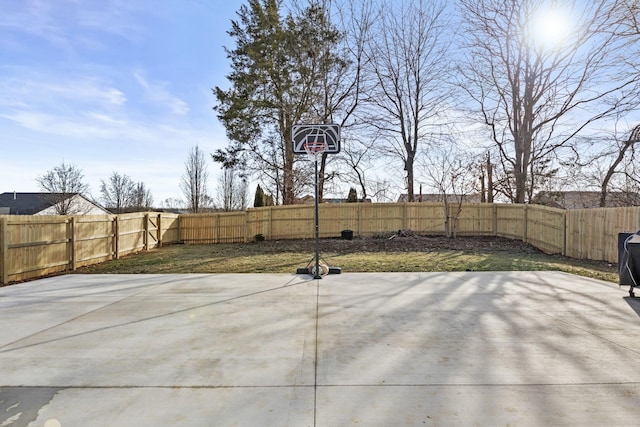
[254,184,265,207]
[214,0,343,205]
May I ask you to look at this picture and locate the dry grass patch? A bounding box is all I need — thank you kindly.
[76,237,618,283]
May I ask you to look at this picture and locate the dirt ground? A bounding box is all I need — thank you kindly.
[262,232,543,255]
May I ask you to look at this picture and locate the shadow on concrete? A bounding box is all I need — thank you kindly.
[624,296,640,318]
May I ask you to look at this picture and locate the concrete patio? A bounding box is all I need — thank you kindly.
[1,272,639,426]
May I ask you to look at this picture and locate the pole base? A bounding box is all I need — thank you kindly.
[295,266,341,277]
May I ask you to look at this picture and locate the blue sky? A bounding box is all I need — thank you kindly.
[0,0,245,205]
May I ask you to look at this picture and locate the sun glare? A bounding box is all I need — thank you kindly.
[531,5,572,48]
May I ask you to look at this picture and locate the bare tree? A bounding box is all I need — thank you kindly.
[370,178,397,203]
[305,0,376,202]
[36,161,90,215]
[578,123,640,207]
[181,145,211,213]
[617,0,640,38]
[615,163,640,206]
[363,0,454,202]
[216,167,248,211]
[458,0,640,203]
[420,144,479,238]
[100,172,135,213]
[600,125,640,206]
[162,197,184,211]
[131,182,154,211]
[591,0,640,207]
[338,135,378,201]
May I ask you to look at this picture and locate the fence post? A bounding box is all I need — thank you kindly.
[144,213,149,250]
[492,203,498,237]
[114,216,120,259]
[0,217,7,285]
[562,210,567,256]
[244,210,249,243]
[157,214,162,248]
[216,213,221,244]
[523,205,529,244]
[69,216,76,271]
[357,203,362,237]
[402,203,407,230]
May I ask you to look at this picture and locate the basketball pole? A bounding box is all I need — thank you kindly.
[313,155,322,279]
[292,123,341,278]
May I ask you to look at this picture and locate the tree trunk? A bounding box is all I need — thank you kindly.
[405,154,415,202]
[283,130,295,205]
[318,153,328,203]
[487,154,494,203]
[514,166,527,203]
[480,165,486,203]
[600,139,634,207]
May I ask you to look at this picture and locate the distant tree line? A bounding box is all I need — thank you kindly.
[35,162,154,214]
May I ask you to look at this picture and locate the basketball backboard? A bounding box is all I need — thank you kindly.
[292,124,341,155]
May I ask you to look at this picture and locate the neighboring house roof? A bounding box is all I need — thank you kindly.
[322,197,372,203]
[0,192,55,215]
[397,193,483,203]
[295,195,372,204]
[532,191,640,209]
[0,192,109,215]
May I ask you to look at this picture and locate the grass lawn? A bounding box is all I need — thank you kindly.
[76,238,619,283]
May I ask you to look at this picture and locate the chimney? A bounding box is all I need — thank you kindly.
[13,191,16,200]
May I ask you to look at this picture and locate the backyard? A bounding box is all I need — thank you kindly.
[77,234,619,283]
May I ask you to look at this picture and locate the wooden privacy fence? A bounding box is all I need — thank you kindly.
[175,203,638,264]
[3,203,640,285]
[565,207,640,263]
[0,213,180,284]
[181,203,567,254]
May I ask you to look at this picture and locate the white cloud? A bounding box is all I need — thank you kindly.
[53,79,127,106]
[0,0,154,51]
[133,71,191,116]
[0,1,65,45]
[0,111,118,138]
[0,75,127,109]
[0,109,193,144]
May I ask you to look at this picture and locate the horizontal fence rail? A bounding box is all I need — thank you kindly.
[1,202,637,285]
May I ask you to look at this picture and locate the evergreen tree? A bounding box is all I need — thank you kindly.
[254,184,265,207]
[347,187,358,203]
[214,0,343,205]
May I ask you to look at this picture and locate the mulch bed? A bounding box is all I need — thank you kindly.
[259,232,542,255]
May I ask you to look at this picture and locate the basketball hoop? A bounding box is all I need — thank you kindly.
[292,123,342,278]
[304,141,328,162]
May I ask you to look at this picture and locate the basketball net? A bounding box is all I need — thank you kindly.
[304,141,328,162]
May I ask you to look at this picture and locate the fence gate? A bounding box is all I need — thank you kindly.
[145,214,161,249]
